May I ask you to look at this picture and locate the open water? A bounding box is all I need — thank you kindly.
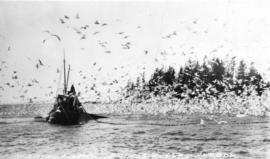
[0,104,269,159]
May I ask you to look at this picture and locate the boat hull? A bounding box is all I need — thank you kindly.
[46,110,107,125]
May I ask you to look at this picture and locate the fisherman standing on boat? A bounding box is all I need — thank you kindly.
[68,84,76,95]
[46,95,63,121]
[67,84,83,112]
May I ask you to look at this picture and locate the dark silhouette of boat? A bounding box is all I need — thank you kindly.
[43,54,107,125]
[46,94,106,124]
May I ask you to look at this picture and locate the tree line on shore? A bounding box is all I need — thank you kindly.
[124,57,270,101]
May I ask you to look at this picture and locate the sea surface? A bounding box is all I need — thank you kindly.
[0,103,269,159]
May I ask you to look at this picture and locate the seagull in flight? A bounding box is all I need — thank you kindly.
[64,15,69,19]
[93,31,99,35]
[50,34,61,41]
[98,41,108,48]
[121,42,131,49]
[80,25,89,30]
[80,34,86,40]
[59,18,65,24]
[71,27,82,35]
[42,31,61,43]
[94,20,100,25]
[35,64,39,69]
[38,59,44,66]
[117,32,124,35]
[144,50,148,55]
[101,23,107,27]
[76,13,80,19]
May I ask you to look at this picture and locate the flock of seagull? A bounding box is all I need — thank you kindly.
[0,12,236,103]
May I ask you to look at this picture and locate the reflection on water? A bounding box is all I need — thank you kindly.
[0,104,269,159]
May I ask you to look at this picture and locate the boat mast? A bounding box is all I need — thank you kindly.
[63,51,67,94]
[66,64,71,92]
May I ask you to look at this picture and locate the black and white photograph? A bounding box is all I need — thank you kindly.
[0,0,270,158]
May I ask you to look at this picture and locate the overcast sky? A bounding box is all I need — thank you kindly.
[1,0,270,103]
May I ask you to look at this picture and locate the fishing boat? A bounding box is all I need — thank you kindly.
[41,55,106,125]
